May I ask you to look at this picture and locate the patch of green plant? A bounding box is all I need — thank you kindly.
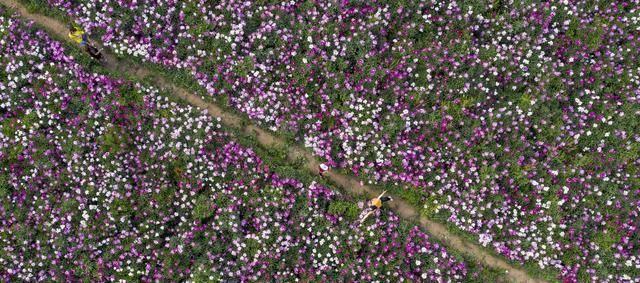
[166,158,186,183]
[0,173,9,198]
[1,118,16,138]
[19,111,38,130]
[264,144,288,164]
[190,266,222,282]
[593,226,622,253]
[118,83,144,106]
[110,197,132,220]
[60,198,79,214]
[99,125,129,153]
[478,46,497,61]
[193,194,213,220]
[397,186,424,208]
[234,56,255,78]
[586,17,604,49]
[327,200,359,220]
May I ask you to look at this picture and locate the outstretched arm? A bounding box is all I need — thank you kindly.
[358,210,375,225]
[377,190,387,199]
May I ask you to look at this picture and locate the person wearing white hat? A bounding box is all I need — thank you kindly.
[318,163,329,176]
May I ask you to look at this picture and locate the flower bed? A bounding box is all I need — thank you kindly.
[0,10,483,282]
[14,0,640,281]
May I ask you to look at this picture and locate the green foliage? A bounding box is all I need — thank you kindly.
[167,158,186,183]
[451,31,472,56]
[254,0,281,5]
[382,113,405,141]
[586,17,604,49]
[547,76,565,93]
[264,144,288,164]
[443,100,463,121]
[6,143,24,163]
[478,46,497,61]
[155,186,174,204]
[244,238,261,257]
[327,200,359,220]
[190,267,222,282]
[245,14,262,34]
[118,83,144,106]
[84,260,102,281]
[21,0,47,13]
[479,165,497,181]
[0,173,9,198]
[235,56,255,77]
[422,193,447,219]
[193,194,213,220]
[100,125,128,153]
[566,17,580,39]
[622,142,639,164]
[447,77,465,93]
[60,198,79,214]
[1,118,16,139]
[320,116,336,131]
[398,187,423,207]
[214,194,230,208]
[460,255,510,283]
[66,96,90,116]
[110,198,132,219]
[575,154,593,168]
[158,108,173,118]
[518,93,532,110]
[20,111,38,130]
[511,164,531,188]
[298,0,315,12]
[594,226,622,253]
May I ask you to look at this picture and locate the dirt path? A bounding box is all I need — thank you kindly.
[0,1,547,282]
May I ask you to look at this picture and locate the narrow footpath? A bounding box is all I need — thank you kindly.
[0,1,547,282]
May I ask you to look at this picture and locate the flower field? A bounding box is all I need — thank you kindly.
[21,0,640,281]
[6,0,640,281]
[0,9,495,282]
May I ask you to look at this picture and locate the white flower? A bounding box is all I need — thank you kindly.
[479,233,493,247]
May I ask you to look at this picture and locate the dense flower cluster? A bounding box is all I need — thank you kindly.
[34,0,640,281]
[0,11,476,282]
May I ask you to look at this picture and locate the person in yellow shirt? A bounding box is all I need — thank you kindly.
[68,23,88,46]
[68,22,102,60]
[358,190,393,224]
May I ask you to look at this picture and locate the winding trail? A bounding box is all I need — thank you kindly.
[0,1,548,282]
